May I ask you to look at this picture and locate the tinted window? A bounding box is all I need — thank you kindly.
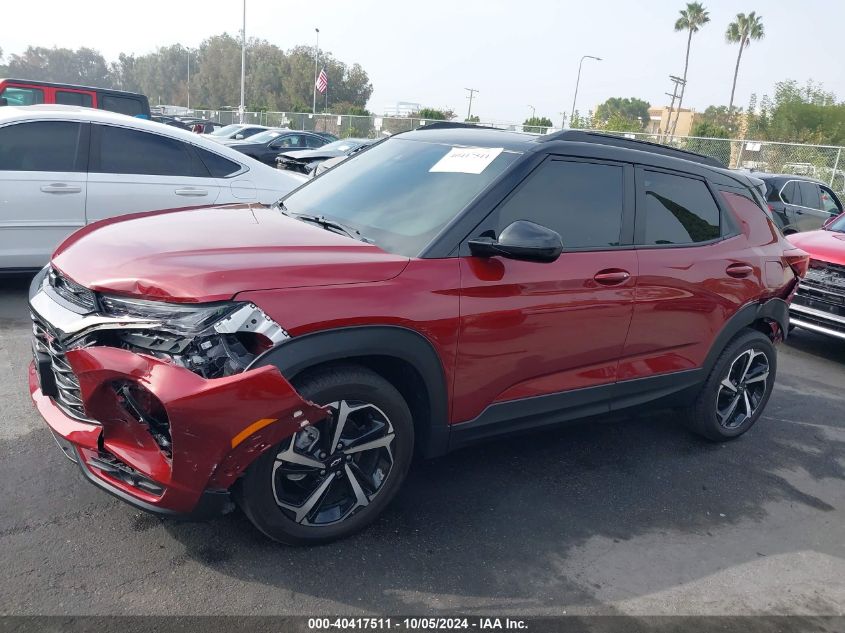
[100,95,144,116]
[56,91,93,107]
[195,147,241,178]
[640,170,720,245]
[0,86,44,106]
[97,126,206,176]
[798,181,822,209]
[0,121,82,172]
[497,160,624,248]
[272,135,301,149]
[780,181,799,205]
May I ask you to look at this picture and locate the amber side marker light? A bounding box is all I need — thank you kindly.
[231,418,278,448]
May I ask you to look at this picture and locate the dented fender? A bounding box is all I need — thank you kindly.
[30,346,327,515]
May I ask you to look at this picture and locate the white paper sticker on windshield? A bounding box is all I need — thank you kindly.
[429,147,504,174]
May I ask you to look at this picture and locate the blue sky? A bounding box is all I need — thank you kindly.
[3,0,842,122]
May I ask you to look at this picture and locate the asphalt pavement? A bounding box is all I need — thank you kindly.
[1,274,843,616]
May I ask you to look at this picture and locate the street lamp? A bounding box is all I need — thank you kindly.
[569,55,602,126]
[312,28,320,114]
[527,104,536,120]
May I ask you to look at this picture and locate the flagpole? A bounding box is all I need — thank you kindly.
[312,28,319,115]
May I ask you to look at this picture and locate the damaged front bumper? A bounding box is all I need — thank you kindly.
[28,290,327,517]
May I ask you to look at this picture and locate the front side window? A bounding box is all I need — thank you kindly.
[496,159,624,248]
[281,137,521,256]
[272,135,301,149]
[640,170,720,245]
[96,125,205,177]
[0,86,44,106]
[820,187,842,215]
[0,121,82,172]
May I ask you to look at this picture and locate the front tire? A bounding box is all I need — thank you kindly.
[683,329,776,441]
[236,365,414,545]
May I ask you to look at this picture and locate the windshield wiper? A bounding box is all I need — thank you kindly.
[284,211,373,244]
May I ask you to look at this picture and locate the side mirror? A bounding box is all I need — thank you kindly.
[234,133,245,139]
[468,220,563,263]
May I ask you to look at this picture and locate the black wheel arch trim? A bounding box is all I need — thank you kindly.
[249,325,451,458]
[702,298,789,375]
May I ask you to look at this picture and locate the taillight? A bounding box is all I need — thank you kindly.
[783,248,810,278]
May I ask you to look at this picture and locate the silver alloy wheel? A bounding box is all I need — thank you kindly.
[715,348,770,429]
[271,400,395,526]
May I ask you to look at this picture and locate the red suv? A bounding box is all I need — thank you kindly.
[28,127,808,544]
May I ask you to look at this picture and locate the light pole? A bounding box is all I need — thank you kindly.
[239,0,246,123]
[569,55,601,126]
[527,104,536,120]
[186,48,191,111]
[312,28,320,114]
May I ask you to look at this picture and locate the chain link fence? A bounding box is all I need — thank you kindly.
[191,109,845,195]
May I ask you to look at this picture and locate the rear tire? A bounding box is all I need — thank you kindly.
[236,365,414,545]
[683,329,776,441]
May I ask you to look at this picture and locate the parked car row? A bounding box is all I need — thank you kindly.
[0,105,306,270]
[275,138,378,175]
[25,124,822,546]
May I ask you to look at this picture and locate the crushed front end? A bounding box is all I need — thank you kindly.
[28,267,327,517]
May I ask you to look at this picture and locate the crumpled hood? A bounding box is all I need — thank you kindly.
[51,205,409,302]
[786,230,845,266]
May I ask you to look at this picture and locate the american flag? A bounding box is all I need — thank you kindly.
[316,68,328,94]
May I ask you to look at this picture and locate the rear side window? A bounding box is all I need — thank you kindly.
[99,95,144,117]
[0,86,44,106]
[640,170,720,245]
[497,159,625,248]
[0,121,83,172]
[96,125,207,177]
[195,147,242,178]
[305,135,325,148]
[780,181,799,205]
[56,91,93,107]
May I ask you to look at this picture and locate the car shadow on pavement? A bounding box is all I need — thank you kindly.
[159,398,844,613]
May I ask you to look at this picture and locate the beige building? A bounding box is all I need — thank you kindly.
[646,106,699,137]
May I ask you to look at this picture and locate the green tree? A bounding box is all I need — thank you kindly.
[465,115,480,123]
[726,12,765,113]
[6,46,112,87]
[594,97,650,129]
[415,108,454,120]
[670,3,710,135]
[690,121,730,138]
[523,116,553,133]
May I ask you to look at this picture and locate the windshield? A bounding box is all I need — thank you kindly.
[321,139,364,152]
[281,137,521,256]
[827,213,845,232]
[209,124,243,137]
[248,130,284,143]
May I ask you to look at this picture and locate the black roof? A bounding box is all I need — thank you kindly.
[402,125,726,168]
[753,172,826,185]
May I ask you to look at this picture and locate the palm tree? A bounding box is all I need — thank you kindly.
[669,2,710,136]
[726,11,765,114]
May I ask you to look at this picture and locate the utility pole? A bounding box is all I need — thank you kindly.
[465,87,479,120]
[663,75,685,141]
[313,28,320,114]
[239,0,246,123]
[559,112,566,129]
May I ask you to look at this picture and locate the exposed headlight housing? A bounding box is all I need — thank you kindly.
[98,296,289,378]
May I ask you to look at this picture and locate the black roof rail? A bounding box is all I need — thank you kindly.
[540,130,725,168]
[411,121,504,132]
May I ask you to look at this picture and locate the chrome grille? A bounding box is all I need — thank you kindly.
[48,267,97,312]
[31,312,93,422]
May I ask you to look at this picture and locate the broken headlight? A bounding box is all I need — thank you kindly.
[99,296,289,379]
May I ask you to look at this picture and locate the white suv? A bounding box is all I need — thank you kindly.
[0,105,307,270]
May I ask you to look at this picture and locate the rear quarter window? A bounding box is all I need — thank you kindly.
[99,94,145,117]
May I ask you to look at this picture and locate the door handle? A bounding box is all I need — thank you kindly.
[174,188,208,196]
[593,269,631,285]
[40,184,81,194]
[726,263,754,278]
